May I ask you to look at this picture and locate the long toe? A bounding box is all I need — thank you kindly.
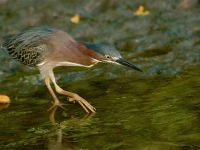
[75,97,96,113]
[77,99,96,113]
[68,95,96,113]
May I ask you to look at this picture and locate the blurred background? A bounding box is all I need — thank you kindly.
[0,0,200,149]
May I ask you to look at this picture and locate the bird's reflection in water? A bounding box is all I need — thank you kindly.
[47,106,95,150]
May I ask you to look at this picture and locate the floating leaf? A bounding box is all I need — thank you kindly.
[70,13,80,24]
[134,5,150,16]
[0,95,10,104]
[0,95,10,110]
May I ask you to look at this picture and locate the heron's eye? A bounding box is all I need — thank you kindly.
[105,55,111,59]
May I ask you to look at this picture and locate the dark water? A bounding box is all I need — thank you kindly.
[0,0,200,149]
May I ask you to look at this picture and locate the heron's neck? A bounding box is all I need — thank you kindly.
[77,42,104,62]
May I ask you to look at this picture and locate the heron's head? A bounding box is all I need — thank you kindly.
[82,42,143,72]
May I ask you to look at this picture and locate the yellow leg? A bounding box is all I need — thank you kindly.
[54,83,96,113]
[45,76,59,105]
[47,71,96,113]
[45,76,66,111]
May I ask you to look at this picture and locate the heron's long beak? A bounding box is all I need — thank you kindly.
[116,58,143,72]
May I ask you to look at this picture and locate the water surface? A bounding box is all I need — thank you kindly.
[0,0,200,149]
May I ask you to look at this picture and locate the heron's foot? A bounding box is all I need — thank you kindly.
[48,101,67,111]
[68,94,96,113]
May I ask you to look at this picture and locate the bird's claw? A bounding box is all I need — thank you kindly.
[68,96,96,113]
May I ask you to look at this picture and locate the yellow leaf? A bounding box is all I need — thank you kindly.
[0,95,10,110]
[70,14,80,24]
[134,5,150,16]
[0,95,10,104]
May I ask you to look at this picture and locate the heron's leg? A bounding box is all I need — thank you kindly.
[55,83,96,113]
[45,76,66,111]
[45,76,59,105]
[49,72,96,113]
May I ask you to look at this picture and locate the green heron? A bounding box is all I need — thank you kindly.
[1,26,143,113]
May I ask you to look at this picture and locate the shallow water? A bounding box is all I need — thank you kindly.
[0,0,200,149]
